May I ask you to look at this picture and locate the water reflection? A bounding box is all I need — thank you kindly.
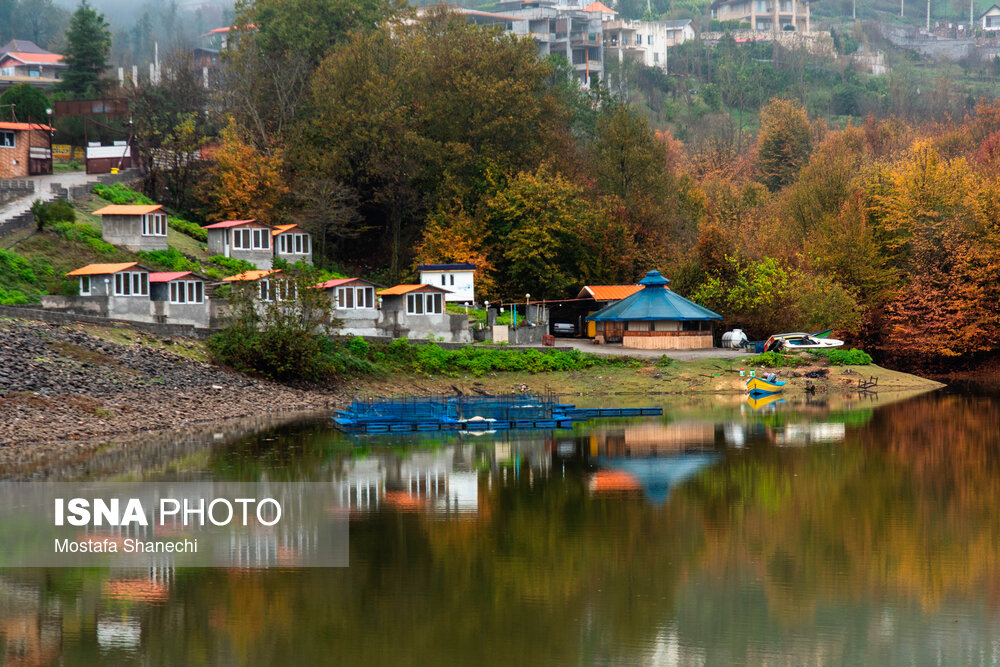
[9,389,1000,666]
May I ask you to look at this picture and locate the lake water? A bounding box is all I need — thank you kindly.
[3,388,1000,666]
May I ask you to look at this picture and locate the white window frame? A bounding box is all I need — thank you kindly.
[252,228,270,250]
[113,271,148,297]
[141,212,167,237]
[0,130,14,148]
[169,280,204,304]
[79,275,91,296]
[232,228,251,249]
[359,286,373,308]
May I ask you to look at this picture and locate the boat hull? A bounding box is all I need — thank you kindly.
[746,377,786,394]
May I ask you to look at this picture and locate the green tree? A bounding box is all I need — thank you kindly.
[757,98,813,192]
[0,84,51,123]
[57,0,112,98]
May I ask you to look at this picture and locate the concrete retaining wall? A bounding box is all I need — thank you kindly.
[0,304,215,339]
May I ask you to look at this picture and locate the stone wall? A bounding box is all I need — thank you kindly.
[0,305,215,339]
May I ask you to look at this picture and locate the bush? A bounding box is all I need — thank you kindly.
[92,183,154,205]
[169,216,208,242]
[815,348,873,365]
[0,247,48,304]
[30,198,75,230]
[746,351,807,368]
[209,255,257,275]
[137,247,199,272]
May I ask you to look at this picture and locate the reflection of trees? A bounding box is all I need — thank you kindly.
[680,392,1000,623]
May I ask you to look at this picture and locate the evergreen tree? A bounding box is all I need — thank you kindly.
[0,84,51,123]
[57,0,111,98]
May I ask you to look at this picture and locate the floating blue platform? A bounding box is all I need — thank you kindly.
[332,394,663,434]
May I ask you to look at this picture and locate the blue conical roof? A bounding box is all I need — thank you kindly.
[586,271,721,322]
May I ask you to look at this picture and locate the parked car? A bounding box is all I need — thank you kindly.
[764,333,844,352]
[552,322,576,337]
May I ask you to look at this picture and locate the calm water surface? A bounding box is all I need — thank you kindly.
[3,389,1000,666]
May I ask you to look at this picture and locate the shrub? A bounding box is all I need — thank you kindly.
[52,221,117,254]
[92,183,153,205]
[207,267,336,381]
[0,248,47,304]
[816,348,873,365]
[169,216,208,242]
[746,351,807,368]
[30,198,75,230]
[209,255,257,276]
[137,247,199,272]
[655,355,676,368]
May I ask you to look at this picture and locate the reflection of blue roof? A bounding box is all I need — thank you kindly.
[586,271,722,322]
[599,454,719,504]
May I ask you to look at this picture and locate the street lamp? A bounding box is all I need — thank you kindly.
[44,107,53,174]
[525,293,531,324]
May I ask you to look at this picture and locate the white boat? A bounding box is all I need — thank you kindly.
[764,333,844,352]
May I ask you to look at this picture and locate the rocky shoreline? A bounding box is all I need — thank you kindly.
[0,318,348,452]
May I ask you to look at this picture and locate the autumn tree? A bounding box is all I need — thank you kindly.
[413,205,497,299]
[757,98,813,192]
[201,118,289,224]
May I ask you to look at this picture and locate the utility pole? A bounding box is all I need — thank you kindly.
[853,0,856,20]
[901,0,904,17]
[926,0,931,30]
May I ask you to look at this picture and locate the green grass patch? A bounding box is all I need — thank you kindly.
[208,255,257,276]
[51,221,116,255]
[137,247,200,272]
[92,183,153,205]
[341,337,641,377]
[814,348,873,365]
[169,216,207,242]
[0,247,51,304]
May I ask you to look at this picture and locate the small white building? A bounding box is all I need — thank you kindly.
[981,4,1000,30]
[417,263,475,303]
[312,277,382,337]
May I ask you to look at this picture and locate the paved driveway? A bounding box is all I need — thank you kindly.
[528,337,754,361]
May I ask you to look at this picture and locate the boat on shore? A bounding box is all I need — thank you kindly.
[746,376,786,396]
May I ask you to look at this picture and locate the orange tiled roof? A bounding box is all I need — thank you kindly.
[378,284,448,296]
[583,1,616,12]
[222,269,281,282]
[579,285,642,301]
[92,204,163,216]
[66,262,138,276]
[0,121,54,131]
[271,223,298,236]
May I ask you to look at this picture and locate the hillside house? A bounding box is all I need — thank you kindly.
[377,284,471,342]
[222,269,292,302]
[93,204,168,252]
[980,5,1000,29]
[417,263,475,303]
[149,271,211,327]
[586,270,721,349]
[709,0,811,33]
[313,277,382,336]
[603,18,695,69]
[0,40,65,90]
[204,219,274,269]
[0,121,52,177]
[42,262,154,322]
[272,224,313,265]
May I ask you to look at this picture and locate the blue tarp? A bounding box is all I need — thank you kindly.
[586,270,721,322]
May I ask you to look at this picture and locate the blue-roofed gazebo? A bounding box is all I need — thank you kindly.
[586,270,721,349]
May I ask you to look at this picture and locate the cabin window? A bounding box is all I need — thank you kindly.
[233,228,250,249]
[450,275,455,286]
[626,321,650,331]
[259,279,272,301]
[114,271,148,296]
[252,228,270,250]
[425,293,443,314]
[441,275,446,286]
[79,276,91,296]
[170,280,204,304]
[682,320,707,332]
[338,286,354,308]
[0,131,14,148]
[142,212,166,236]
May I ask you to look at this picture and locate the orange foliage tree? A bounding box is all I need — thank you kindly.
[202,118,290,224]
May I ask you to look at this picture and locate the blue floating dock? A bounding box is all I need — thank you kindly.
[332,394,663,434]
